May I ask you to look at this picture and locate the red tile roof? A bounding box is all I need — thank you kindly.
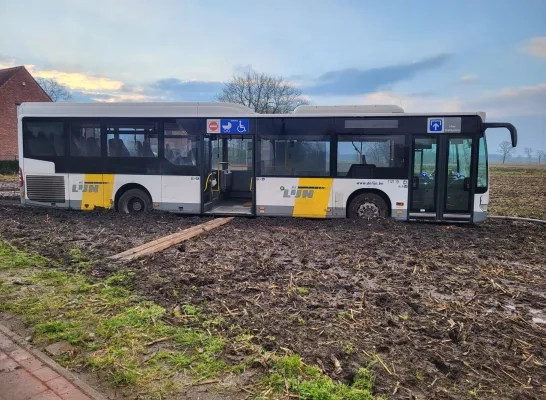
[0,66,24,89]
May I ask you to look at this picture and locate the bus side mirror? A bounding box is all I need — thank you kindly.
[482,122,518,148]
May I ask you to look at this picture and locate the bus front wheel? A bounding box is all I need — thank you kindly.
[348,193,388,220]
[118,189,152,214]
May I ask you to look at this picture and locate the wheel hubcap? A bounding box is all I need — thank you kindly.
[357,203,380,219]
[129,198,144,212]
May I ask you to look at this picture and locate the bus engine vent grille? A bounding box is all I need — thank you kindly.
[26,175,66,203]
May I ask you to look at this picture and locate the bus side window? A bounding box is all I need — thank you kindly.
[164,121,198,166]
[23,121,65,158]
[106,124,158,158]
[70,123,101,157]
[337,135,405,177]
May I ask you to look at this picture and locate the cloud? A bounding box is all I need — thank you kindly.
[360,91,462,113]
[232,64,255,75]
[304,53,452,96]
[459,74,478,84]
[29,69,124,91]
[17,59,226,103]
[148,78,224,101]
[467,83,546,118]
[522,37,546,60]
[352,83,546,119]
[0,54,18,69]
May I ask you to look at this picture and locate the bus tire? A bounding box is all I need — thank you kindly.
[348,193,388,220]
[117,189,152,214]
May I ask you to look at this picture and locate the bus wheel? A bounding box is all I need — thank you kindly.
[348,193,388,220]
[118,189,152,214]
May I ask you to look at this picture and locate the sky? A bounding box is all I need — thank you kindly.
[0,0,545,153]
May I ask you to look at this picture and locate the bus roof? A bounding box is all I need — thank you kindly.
[18,101,486,120]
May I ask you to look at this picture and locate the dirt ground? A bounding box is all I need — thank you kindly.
[0,170,545,400]
[488,167,546,220]
[0,180,17,199]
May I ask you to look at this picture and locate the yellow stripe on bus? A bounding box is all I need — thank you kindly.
[292,178,333,218]
[80,174,115,210]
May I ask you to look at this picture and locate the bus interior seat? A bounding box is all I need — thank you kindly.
[346,164,376,179]
[165,144,175,161]
[136,141,143,156]
[108,138,131,157]
[37,132,56,155]
[142,142,155,157]
[86,137,100,156]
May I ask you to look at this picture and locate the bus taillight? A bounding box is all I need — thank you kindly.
[18,167,24,188]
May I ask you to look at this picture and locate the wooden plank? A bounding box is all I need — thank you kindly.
[121,218,230,261]
[108,220,217,260]
[126,217,232,258]
[109,217,233,262]
[121,217,233,261]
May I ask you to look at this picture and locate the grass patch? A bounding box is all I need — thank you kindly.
[260,354,386,399]
[0,241,230,397]
[0,242,47,270]
[0,241,387,399]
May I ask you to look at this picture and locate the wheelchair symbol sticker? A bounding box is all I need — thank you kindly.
[220,119,249,134]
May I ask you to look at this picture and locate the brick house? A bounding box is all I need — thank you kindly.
[0,66,52,160]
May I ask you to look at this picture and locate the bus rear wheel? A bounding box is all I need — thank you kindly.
[348,193,388,220]
[118,189,152,214]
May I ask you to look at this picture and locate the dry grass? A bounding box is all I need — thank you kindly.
[0,174,17,182]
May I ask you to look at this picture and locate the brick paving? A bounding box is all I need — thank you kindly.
[0,330,96,400]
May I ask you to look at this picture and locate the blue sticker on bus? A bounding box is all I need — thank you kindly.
[220,119,249,134]
[429,118,443,132]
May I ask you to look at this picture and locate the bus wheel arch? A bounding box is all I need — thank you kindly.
[115,184,153,214]
[346,189,391,220]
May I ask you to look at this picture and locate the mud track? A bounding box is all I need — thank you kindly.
[0,201,544,399]
[0,181,18,199]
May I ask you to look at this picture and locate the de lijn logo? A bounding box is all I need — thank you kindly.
[72,182,100,193]
[281,186,315,199]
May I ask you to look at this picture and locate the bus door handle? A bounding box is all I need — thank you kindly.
[412,176,419,189]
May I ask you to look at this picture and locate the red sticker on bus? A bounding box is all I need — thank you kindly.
[208,121,219,132]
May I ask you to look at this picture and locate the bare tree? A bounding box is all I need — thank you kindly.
[538,150,545,164]
[524,147,534,162]
[497,141,515,164]
[216,71,309,114]
[36,77,72,102]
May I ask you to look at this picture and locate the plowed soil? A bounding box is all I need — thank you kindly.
[0,181,17,199]
[0,170,545,400]
[489,168,546,220]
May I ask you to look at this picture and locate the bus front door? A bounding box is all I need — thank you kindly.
[409,135,475,222]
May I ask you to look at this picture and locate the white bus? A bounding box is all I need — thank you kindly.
[17,102,517,223]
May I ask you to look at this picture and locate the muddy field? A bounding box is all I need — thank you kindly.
[489,167,546,220]
[0,180,17,199]
[0,170,545,399]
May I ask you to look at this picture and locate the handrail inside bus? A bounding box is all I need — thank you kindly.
[204,173,212,192]
[482,122,518,148]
